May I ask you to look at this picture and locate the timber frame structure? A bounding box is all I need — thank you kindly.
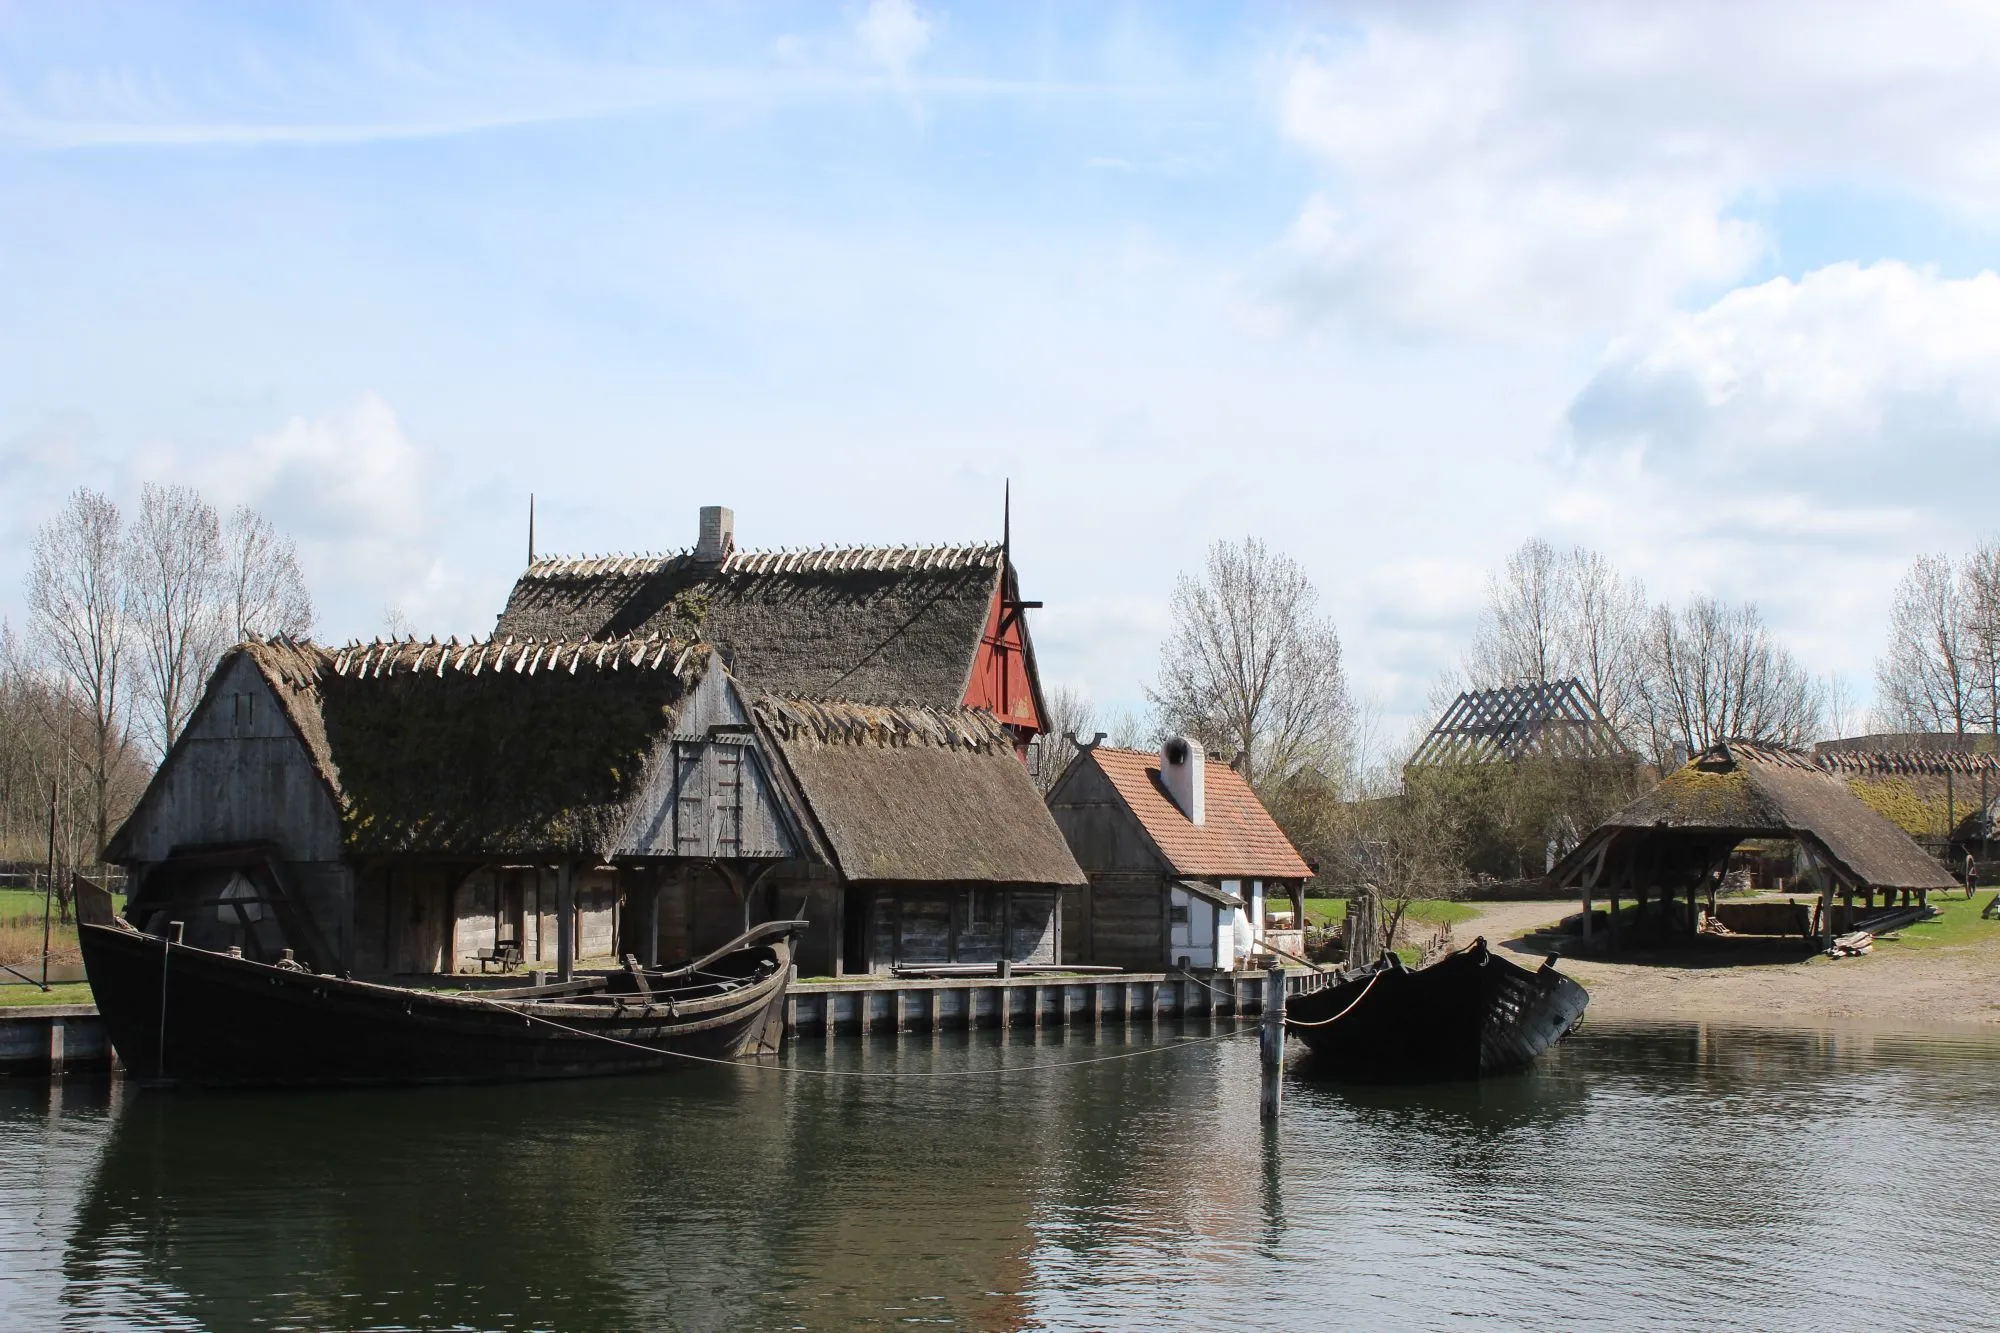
[1406,678,1632,769]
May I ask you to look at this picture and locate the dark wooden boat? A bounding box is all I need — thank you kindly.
[1286,937,1587,1082]
[78,890,801,1088]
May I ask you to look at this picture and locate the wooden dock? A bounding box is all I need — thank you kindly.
[0,970,1338,1076]
[0,1005,112,1076]
[784,969,1332,1037]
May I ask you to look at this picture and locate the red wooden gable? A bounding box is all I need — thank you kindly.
[964,580,1041,739]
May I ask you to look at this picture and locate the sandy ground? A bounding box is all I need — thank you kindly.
[1456,898,2000,1027]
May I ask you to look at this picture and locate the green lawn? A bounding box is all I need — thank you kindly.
[1875,890,1998,951]
[0,981,94,1008]
[1301,897,1479,929]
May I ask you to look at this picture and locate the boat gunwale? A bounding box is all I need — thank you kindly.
[79,921,794,1028]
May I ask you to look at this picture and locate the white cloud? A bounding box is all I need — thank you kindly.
[1545,261,2000,689]
[1269,3,2000,339]
[1568,261,2000,507]
[855,0,933,80]
[167,394,482,638]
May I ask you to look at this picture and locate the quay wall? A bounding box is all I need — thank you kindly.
[0,970,1335,1076]
[784,970,1332,1037]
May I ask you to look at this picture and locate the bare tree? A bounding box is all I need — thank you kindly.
[1148,537,1352,787]
[1467,538,1647,735]
[1639,597,1822,760]
[1563,548,1648,736]
[1321,764,1469,955]
[1033,684,1097,792]
[1824,670,1858,742]
[1876,553,1975,738]
[126,483,230,759]
[224,505,314,641]
[1467,538,1564,685]
[25,489,132,856]
[1961,541,2000,745]
[1106,708,1151,749]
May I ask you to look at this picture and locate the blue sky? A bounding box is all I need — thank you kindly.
[5,1,2000,747]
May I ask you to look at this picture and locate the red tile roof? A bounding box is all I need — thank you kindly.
[1087,747,1312,880]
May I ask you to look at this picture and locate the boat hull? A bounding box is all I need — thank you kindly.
[1287,938,1588,1082]
[80,922,795,1089]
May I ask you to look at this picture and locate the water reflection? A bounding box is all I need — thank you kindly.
[4,1020,1999,1331]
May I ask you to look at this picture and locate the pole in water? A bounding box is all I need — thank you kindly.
[1260,964,1286,1121]
[40,778,57,991]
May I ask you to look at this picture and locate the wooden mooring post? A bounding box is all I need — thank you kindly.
[1260,965,1285,1120]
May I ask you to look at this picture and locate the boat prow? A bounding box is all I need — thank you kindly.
[1285,937,1588,1082]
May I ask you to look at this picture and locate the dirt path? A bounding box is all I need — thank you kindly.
[1458,898,2000,1027]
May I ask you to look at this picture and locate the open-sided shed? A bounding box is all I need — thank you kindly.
[1548,740,1956,950]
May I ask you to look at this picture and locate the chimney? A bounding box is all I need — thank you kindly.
[695,506,736,562]
[1160,736,1205,825]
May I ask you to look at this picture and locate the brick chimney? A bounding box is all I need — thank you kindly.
[1161,736,1205,825]
[695,506,735,562]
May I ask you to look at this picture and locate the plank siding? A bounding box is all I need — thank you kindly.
[952,887,1008,963]
[112,653,346,864]
[1007,890,1057,965]
[1088,873,1166,970]
[616,665,796,860]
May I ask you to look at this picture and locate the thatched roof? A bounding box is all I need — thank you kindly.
[1813,732,2000,776]
[755,696,1085,887]
[198,635,699,858]
[492,545,1007,708]
[1552,740,1955,893]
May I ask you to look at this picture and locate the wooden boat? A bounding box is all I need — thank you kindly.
[1286,937,1587,1082]
[76,883,801,1088]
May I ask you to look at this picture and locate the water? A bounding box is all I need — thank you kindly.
[5,1020,1999,1331]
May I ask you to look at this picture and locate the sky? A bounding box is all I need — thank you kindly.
[5,0,2000,749]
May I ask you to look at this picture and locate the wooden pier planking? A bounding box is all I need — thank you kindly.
[782,969,1317,1038]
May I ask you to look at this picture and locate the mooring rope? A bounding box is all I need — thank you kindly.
[1173,967,1269,1003]
[1281,966,1386,1029]
[472,995,1243,1079]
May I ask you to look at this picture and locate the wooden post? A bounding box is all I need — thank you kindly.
[556,862,575,982]
[647,883,662,968]
[1259,965,1285,1121]
[47,1016,65,1077]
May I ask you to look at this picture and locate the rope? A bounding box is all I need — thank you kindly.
[1282,966,1386,1029]
[472,995,1243,1079]
[1173,968,1253,1002]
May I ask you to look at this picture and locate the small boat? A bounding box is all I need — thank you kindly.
[1286,937,1587,1082]
[75,882,801,1089]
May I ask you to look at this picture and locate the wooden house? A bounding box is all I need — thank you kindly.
[1045,737,1313,972]
[106,506,1084,980]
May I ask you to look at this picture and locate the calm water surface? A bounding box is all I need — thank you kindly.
[3,1019,1997,1331]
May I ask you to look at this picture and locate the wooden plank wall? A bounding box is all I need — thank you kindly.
[953,888,1008,962]
[1007,890,1057,964]
[1087,873,1165,970]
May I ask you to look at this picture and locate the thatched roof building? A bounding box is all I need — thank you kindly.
[108,506,1083,980]
[1549,740,1955,948]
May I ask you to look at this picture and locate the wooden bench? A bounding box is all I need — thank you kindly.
[477,939,522,972]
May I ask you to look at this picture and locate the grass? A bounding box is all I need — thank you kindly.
[1301,897,1479,929]
[1875,889,2000,952]
[0,982,94,1008]
[1,886,126,972]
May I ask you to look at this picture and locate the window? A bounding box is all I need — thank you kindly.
[231,692,255,734]
[1169,905,1190,925]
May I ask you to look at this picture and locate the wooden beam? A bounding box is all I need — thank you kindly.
[556,861,575,982]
